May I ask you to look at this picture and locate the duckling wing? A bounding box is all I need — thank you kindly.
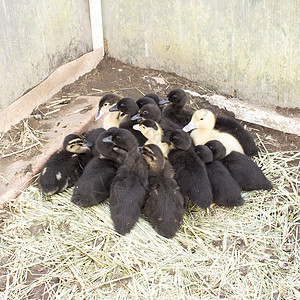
[221,152,272,191]
[205,161,244,207]
[71,158,118,207]
[168,149,213,209]
[110,175,147,235]
[38,151,80,195]
[144,174,185,238]
[215,117,258,156]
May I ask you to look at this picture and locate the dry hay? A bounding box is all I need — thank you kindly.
[0,137,299,300]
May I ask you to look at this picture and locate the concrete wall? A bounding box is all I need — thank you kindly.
[0,0,92,110]
[102,0,300,108]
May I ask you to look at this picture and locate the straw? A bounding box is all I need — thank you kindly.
[0,136,299,299]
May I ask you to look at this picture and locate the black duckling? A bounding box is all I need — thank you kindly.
[133,120,170,157]
[206,140,273,191]
[108,128,149,235]
[110,97,147,146]
[136,96,157,109]
[38,134,92,195]
[168,129,213,209]
[71,128,127,207]
[94,94,124,129]
[131,103,179,142]
[141,144,185,238]
[183,107,245,155]
[159,88,193,128]
[144,93,160,105]
[195,144,244,207]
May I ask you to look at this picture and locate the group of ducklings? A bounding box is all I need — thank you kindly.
[38,89,272,238]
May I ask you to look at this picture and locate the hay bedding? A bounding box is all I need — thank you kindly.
[0,136,299,299]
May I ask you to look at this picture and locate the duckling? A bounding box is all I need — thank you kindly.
[168,129,213,209]
[144,93,160,105]
[195,144,244,207]
[141,144,185,238]
[38,134,92,195]
[159,88,193,127]
[108,128,149,235]
[109,97,147,146]
[136,96,158,109]
[206,140,273,191]
[183,107,258,156]
[131,103,179,142]
[94,94,124,129]
[133,120,170,157]
[183,107,245,156]
[71,128,127,207]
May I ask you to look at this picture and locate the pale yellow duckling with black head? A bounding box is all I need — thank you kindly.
[183,106,259,156]
[94,94,124,129]
[183,107,244,156]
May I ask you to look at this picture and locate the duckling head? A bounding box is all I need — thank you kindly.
[95,94,121,120]
[64,134,92,153]
[142,144,165,172]
[159,88,187,107]
[131,103,161,122]
[169,129,192,151]
[183,106,216,132]
[136,96,158,109]
[195,145,214,163]
[102,128,138,152]
[133,120,161,142]
[96,128,127,163]
[109,97,139,117]
[205,140,226,160]
[144,93,160,105]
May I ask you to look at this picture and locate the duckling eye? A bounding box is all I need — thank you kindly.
[143,111,149,116]
[200,118,204,120]
[142,125,145,129]
[119,103,125,108]
[104,103,108,106]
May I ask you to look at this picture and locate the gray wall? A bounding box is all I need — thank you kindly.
[0,0,92,110]
[102,0,300,108]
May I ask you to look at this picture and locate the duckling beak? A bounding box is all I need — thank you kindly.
[158,97,170,105]
[83,140,94,148]
[109,104,119,112]
[102,135,113,143]
[137,146,143,154]
[94,109,105,121]
[182,121,197,132]
[133,124,141,131]
[131,113,142,121]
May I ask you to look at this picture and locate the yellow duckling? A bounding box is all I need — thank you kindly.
[183,107,244,155]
